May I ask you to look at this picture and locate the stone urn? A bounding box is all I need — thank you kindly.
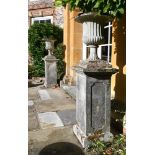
[43,38,58,88]
[75,12,113,61]
[45,38,57,56]
[73,13,118,148]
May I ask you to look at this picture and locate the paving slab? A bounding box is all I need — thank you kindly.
[38,112,64,128]
[57,109,76,126]
[28,87,39,100]
[36,87,76,113]
[38,89,51,100]
[28,86,82,155]
[62,84,76,100]
[36,100,75,113]
[28,106,40,131]
[28,100,34,106]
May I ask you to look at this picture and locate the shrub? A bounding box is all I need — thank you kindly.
[53,44,66,80]
[28,65,35,79]
[28,23,63,77]
[87,132,126,155]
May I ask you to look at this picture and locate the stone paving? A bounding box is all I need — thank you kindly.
[61,84,76,100]
[28,85,82,155]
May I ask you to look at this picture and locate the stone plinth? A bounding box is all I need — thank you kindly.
[73,60,118,148]
[43,55,58,88]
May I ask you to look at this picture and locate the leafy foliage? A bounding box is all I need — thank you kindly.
[55,0,126,18]
[87,132,126,155]
[28,65,35,79]
[53,44,66,80]
[28,23,63,77]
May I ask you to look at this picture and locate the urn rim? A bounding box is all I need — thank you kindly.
[75,12,113,23]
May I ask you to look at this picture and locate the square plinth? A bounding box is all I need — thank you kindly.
[75,70,111,136]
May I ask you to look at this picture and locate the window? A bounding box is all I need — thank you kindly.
[98,22,112,63]
[31,16,53,24]
[82,22,112,63]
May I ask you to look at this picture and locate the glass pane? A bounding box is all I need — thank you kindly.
[109,27,112,44]
[34,20,39,23]
[101,46,107,61]
[101,46,111,62]
[40,20,45,23]
[103,28,108,44]
[46,19,51,23]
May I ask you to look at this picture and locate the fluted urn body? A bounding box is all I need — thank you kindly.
[45,39,56,56]
[75,13,113,61]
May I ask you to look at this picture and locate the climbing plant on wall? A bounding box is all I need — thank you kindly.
[28,23,63,77]
[55,0,126,18]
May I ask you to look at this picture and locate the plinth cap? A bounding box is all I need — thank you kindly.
[43,55,58,61]
[73,60,118,76]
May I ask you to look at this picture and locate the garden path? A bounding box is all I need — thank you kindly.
[28,85,82,155]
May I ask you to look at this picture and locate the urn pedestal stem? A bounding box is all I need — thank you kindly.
[87,45,99,61]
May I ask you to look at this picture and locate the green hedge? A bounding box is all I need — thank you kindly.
[53,44,66,80]
[28,23,63,78]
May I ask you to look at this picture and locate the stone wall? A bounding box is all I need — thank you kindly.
[63,5,82,85]
[28,0,54,10]
[28,0,63,28]
[111,15,126,104]
[53,7,64,28]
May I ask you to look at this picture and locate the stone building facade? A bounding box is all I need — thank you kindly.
[28,0,64,28]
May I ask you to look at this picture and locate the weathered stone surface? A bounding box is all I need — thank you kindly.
[75,12,113,24]
[43,55,58,88]
[53,6,64,28]
[73,62,118,147]
[38,112,64,128]
[57,109,76,126]
[29,126,82,155]
[61,84,76,99]
[38,89,51,100]
[28,0,54,10]
[28,100,34,106]
[73,124,90,148]
[28,86,82,155]
[103,132,114,143]
[28,105,40,131]
[76,60,118,74]
[75,69,113,135]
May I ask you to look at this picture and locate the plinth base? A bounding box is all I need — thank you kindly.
[73,124,114,148]
[44,83,57,88]
[43,55,58,88]
[73,124,90,148]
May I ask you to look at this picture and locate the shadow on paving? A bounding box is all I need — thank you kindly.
[57,109,76,126]
[39,142,84,155]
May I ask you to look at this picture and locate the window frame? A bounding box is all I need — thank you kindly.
[31,16,53,24]
[99,22,112,63]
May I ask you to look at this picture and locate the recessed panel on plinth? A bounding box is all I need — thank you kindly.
[44,55,58,88]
